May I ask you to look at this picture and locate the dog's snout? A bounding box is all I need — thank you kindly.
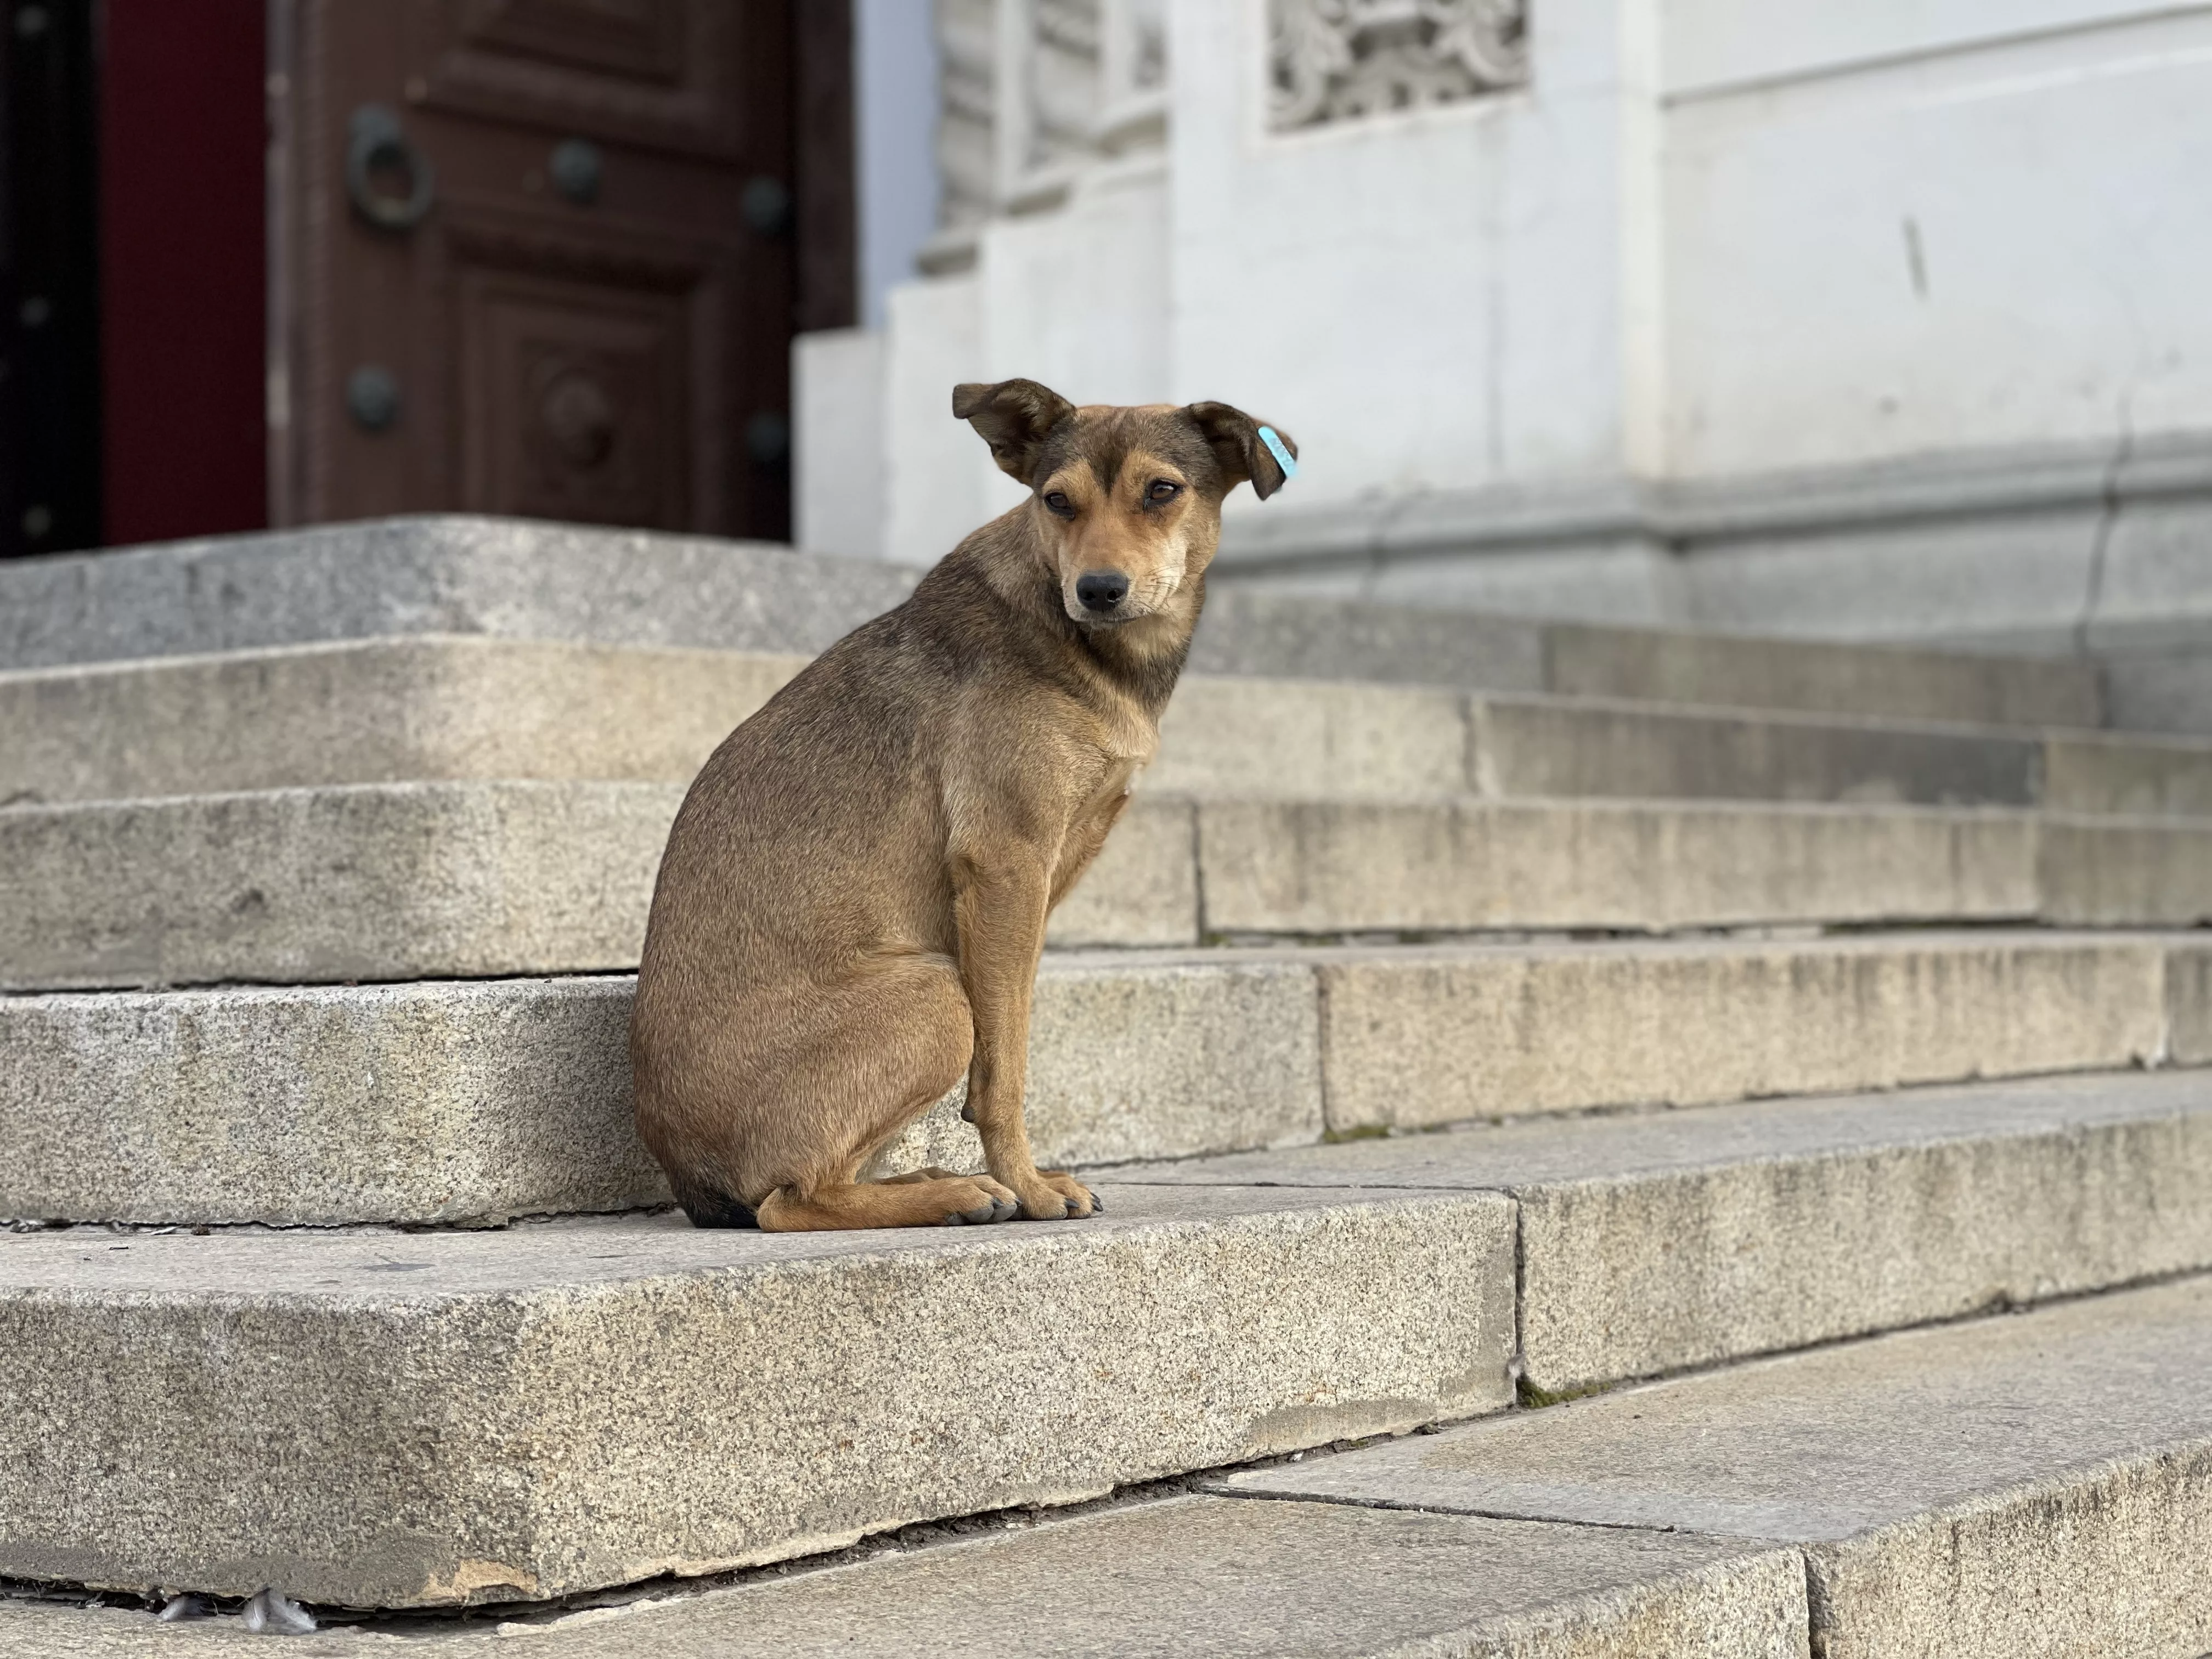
[1076,571,1130,613]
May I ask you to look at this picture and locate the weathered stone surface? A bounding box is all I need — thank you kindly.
[0,517,917,671]
[0,1189,1516,1608]
[16,638,2191,815]
[8,933,2188,1229]
[2168,940,2212,1065]
[0,637,805,803]
[0,781,684,989]
[0,953,1322,1226]
[1118,1069,2212,1391]
[1469,695,2040,806]
[2042,727,2212,815]
[1226,1275,2212,1658]
[2039,813,2212,925]
[1,515,2097,731]
[0,976,652,1226]
[1541,619,2100,727]
[0,1497,1810,1657]
[1311,932,2170,1132]
[1150,675,1469,799]
[1198,798,2038,935]
[0,783,1194,991]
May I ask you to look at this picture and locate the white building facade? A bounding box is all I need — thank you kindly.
[802,1,2212,721]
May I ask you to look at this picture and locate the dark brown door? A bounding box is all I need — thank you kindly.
[272,1,806,540]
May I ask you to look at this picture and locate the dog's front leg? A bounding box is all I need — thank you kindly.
[952,850,1098,1221]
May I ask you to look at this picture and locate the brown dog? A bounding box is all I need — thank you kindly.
[629,379,1295,1231]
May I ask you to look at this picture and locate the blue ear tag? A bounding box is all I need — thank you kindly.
[1256,425,1298,483]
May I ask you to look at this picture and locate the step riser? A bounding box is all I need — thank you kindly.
[0,517,2101,728]
[1228,1276,2212,1659]
[0,1194,1516,1607]
[14,639,2200,814]
[5,938,2194,1229]
[3,960,1321,1227]
[9,785,2207,992]
[1519,1109,2212,1392]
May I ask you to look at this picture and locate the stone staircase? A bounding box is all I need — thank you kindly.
[2,516,2208,1656]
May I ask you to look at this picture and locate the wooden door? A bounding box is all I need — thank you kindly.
[272,1,829,541]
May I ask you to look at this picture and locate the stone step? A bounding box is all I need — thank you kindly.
[13,1280,2204,1659]
[1,514,2100,725]
[0,1188,1520,1610]
[1226,1272,2212,1659]
[1116,1066,2212,1396]
[8,635,2205,814]
[3,929,2197,1229]
[0,1498,1812,1656]
[3,1073,2205,1617]
[8,780,2209,991]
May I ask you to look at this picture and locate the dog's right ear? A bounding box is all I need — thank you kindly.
[952,379,1076,485]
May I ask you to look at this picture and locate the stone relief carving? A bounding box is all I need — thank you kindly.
[1270,0,1528,131]
[924,0,1169,272]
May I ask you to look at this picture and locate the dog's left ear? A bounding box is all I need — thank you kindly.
[952,379,1077,484]
[1185,403,1297,501]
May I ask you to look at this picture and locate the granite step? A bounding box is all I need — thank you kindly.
[13,1274,2204,1656]
[8,780,2209,990]
[0,1499,1810,1656]
[1225,1272,2212,1659]
[0,514,2100,726]
[3,1075,2206,1618]
[5,635,2201,814]
[0,1188,1518,1610]
[1114,1066,2212,1396]
[5,930,2197,1227]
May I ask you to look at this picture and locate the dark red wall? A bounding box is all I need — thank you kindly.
[99,0,265,546]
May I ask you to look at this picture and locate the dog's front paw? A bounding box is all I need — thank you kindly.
[1016,1171,1098,1220]
[942,1175,1020,1226]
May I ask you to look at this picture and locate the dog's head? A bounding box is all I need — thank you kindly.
[952,379,1296,628]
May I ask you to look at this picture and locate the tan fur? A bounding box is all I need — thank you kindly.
[629,381,1295,1231]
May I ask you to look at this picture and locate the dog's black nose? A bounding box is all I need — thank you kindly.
[1076,571,1130,613]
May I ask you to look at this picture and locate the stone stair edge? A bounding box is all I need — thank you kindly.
[0,626,2151,744]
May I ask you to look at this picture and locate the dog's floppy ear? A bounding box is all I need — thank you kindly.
[952,378,1077,485]
[1184,402,1297,501]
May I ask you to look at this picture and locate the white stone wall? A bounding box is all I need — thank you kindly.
[799,0,2212,657]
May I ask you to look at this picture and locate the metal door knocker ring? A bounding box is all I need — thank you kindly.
[347,103,436,231]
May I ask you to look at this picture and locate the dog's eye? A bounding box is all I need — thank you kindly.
[1043,490,1073,515]
[1147,480,1181,503]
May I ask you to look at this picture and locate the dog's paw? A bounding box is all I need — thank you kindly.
[1017,1171,1098,1220]
[941,1176,1020,1226]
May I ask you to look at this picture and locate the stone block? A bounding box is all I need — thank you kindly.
[0,517,917,671]
[1149,676,1468,800]
[1310,933,2169,1132]
[0,781,684,990]
[1541,620,2101,727]
[2168,941,2212,1065]
[1196,799,2037,935]
[0,953,1320,1227]
[1226,1274,2212,1659]
[2040,729,2212,816]
[1471,696,2039,806]
[0,1496,1812,1657]
[1119,1069,2212,1392]
[0,1188,1516,1607]
[0,783,1195,992]
[0,637,804,804]
[2038,814,2212,925]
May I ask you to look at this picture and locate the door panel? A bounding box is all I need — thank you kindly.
[275,0,795,539]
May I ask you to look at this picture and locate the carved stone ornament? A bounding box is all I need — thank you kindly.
[1270,0,1528,131]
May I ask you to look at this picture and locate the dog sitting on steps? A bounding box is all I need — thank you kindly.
[630,379,1296,1232]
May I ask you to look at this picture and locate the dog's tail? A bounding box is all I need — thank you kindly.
[670,1178,759,1229]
